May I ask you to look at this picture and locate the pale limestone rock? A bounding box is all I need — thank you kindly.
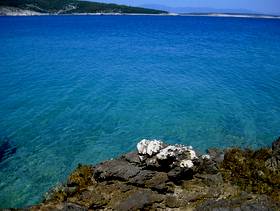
[137,139,164,156]
[146,140,164,156]
[202,154,211,160]
[137,139,149,155]
[179,160,194,168]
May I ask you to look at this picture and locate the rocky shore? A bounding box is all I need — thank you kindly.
[17,137,280,210]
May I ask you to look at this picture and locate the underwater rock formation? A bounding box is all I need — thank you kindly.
[0,137,16,163]
[15,138,280,210]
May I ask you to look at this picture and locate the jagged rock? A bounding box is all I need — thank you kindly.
[114,189,163,211]
[128,170,155,186]
[265,137,280,172]
[207,148,224,164]
[31,202,87,210]
[137,139,198,173]
[195,195,280,211]
[168,166,193,182]
[165,195,180,208]
[121,151,141,164]
[195,173,223,186]
[201,154,211,160]
[180,159,194,168]
[94,160,141,182]
[25,138,280,211]
[272,137,280,153]
[144,172,170,193]
[137,139,165,156]
[195,158,219,174]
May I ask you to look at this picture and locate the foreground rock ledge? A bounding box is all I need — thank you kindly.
[21,138,280,210]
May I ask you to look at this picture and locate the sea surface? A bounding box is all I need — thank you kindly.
[0,15,280,207]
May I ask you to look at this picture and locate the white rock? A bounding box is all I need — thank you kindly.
[137,139,164,156]
[188,149,197,160]
[156,145,177,160]
[180,160,194,168]
[201,154,211,160]
[146,140,164,156]
[137,139,149,155]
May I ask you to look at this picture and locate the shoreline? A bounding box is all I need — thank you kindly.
[11,137,280,210]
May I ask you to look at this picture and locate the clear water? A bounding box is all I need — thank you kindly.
[0,15,280,207]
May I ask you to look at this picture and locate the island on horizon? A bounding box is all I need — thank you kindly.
[0,0,167,16]
[1,0,280,19]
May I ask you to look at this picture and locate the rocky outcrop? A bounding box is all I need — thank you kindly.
[22,138,280,210]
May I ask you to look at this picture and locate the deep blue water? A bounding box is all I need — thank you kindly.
[0,15,280,207]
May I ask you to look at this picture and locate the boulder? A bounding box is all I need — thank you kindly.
[114,190,163,211]
[94,160,141,182]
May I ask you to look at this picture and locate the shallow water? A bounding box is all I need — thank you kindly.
[0,15,280,207]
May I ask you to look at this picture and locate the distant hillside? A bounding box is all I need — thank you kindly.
[0,0,167,15]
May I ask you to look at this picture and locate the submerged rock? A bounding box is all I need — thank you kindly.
[22,138,280,210]
[0,137,17,163]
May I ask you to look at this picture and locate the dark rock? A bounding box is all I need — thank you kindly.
[78,190,108,209]
[33,203,87,210]
[121,151,141,164]
[128,170,155,186]
[207,148,224,164]
[60,203,88,211]
[195,173,223,186]
[272,137,280,154]
[94,160,141,182]
[265,137,280,172]
[165,195,180,208]
[195,158,219,174]
[196,195,279,211]
[144,157,162,169]
[20,139,280,210]
[265,155,280,172]
[168,166,193,182]
[115,190,163,211]
[144,172,170,193]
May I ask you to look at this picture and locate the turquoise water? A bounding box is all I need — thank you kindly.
[0,15,280,207]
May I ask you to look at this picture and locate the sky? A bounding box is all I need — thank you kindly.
[93,0,280,15]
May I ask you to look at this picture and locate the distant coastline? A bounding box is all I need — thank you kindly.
[180,13,280,19]
[1,7,280,20]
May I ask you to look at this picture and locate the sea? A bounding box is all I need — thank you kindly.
[0,15,280,207]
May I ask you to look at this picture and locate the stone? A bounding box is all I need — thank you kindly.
[265,155,280,171]
[144,172,169,193]
[128,170,155,186]
[272,137,280,153]
[137,139,164,156]
[121,151,141,164]
[201,154,211,160]
[137,139,149,155]
[165,195,179,208]
[22,138,280,211]
[207,148,224,164]
[180,159,194,168]
[195,173,223,186]
[94,160,141,182]
[146,140,164,156]
[168,166,193,182]
[115,190,162,211]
